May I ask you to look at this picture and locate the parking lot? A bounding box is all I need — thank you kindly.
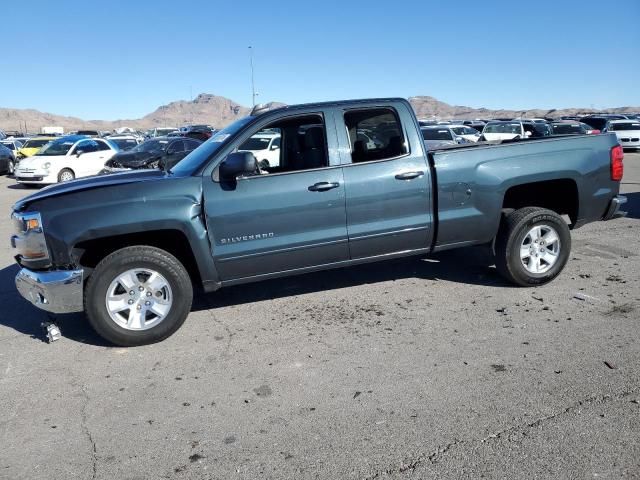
[0,153,638,479]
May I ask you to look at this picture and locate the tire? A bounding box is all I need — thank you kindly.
[495,207,571,286]
[84,246,193,346]
[58,168,75,182]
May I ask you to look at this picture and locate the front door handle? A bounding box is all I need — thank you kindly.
[395,171,424,180]
[308,181,340,192]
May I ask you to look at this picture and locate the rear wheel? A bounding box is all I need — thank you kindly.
[58,168,75,182]
[495,207,571,286]
[85,246,193,346]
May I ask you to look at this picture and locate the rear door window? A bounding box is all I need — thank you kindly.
[343,108,407,163]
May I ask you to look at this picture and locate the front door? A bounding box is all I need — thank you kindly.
[203,112,349,281]
[336,104,433,259]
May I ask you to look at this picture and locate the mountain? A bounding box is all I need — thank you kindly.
[408,96,639,120]
[1,93,638,133]
[0,94,250,133]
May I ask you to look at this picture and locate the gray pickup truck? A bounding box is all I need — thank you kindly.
[10,98,627,346]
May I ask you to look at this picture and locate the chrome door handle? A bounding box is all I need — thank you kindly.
[395,171,424,180]
[308,182,340,192]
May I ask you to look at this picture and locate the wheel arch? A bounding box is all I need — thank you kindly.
[502,178,579,226]
[74,229,204,288]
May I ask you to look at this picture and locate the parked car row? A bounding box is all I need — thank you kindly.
[5,133,203,185]
[417,113,639,151]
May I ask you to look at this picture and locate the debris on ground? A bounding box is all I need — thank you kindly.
[604,361,617,370]
[573,293,600,303]
[41,321,61,343]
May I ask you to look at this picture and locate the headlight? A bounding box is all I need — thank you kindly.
[43,162,51,169]
[10,212,50,262]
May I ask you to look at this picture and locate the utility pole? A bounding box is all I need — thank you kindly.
[248,46,256,107]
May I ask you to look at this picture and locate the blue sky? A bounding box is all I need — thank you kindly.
[2,0,638,120]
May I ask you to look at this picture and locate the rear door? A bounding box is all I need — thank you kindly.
[203,111,349,281]
[335,102,433,258]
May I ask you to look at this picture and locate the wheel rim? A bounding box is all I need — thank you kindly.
[105,268,173,331]
[60,171,74,182]
[520,224,561,274]
[9,161,14,174]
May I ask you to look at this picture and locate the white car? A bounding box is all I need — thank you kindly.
[421,126,460,150]
[15,135,118,185]
[107,134,144,151]
[481,121,525,141]
[609,120,640,150]
[145,127,177,138]
[238,131,281,167]
[449,125,482,142]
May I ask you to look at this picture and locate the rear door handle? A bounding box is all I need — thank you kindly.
[308,181,340,192]
[395,171,424,180]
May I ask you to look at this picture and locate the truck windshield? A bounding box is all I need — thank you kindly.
[170,116,255,175]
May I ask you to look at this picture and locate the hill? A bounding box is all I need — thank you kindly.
[1,93,638,133]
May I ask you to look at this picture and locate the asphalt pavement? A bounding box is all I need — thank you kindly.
[1,154,639,479]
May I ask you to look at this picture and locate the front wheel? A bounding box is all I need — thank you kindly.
[8,160,15,175]
[495,207,571,286]
[85,246,193,346]
[58,168,75,182]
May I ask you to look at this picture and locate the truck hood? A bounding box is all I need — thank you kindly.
[13,169,167,211]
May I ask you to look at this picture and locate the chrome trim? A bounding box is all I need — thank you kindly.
[10,211,51,264]
[15,268,84,314]
[603,195,628,220]
[217,238,348,263]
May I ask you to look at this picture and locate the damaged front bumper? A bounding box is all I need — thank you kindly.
[15,268,84,314]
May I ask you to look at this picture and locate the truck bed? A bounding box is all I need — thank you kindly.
[428,133,621,250]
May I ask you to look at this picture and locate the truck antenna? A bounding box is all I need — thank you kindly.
[248,46,257,107]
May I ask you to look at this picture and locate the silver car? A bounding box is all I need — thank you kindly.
[421,126,468,150]
[610,120,640,150]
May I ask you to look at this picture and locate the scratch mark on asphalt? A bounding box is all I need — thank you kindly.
[362,388,637,479]
[204,303,233,359]
[80,385,98,480]
[480,390,636,443]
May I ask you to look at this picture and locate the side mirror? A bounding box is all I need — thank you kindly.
[76,150,85,157]
[270,143,280,151]
[524,131,532,138]
[219,151,258,180]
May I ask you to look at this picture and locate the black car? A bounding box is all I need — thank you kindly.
[580,116,611,132]
[0,144,14,175]
[101,137,202,173]
[183,125,215,142]
[76,130,101,137]
[550,121,590,135]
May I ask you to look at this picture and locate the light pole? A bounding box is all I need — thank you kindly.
[248,46,256,107]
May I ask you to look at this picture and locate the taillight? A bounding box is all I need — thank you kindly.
[590,129,601,135]
[611,145,624,181]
